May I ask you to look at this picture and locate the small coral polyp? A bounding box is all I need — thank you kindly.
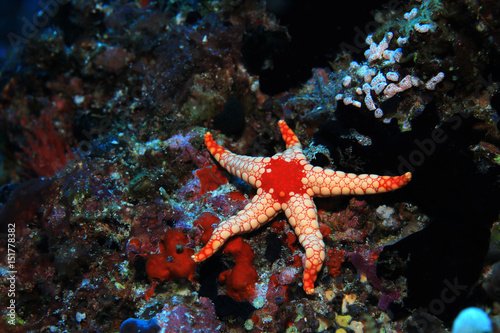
[192,120,411,294]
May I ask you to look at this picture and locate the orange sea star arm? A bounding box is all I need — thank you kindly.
[192,189,282,262]
[283,193,325,294]
[278,120,301,148]
[304,167,412,197]
[204,132,269,188]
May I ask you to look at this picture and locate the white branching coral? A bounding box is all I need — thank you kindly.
[335,3,444,123]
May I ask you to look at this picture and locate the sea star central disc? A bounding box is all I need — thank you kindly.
[261,157,306,202]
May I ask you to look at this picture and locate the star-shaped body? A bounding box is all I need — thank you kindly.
[193,120,411,294]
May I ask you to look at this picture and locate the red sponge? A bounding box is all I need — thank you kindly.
[146,230,197,283]
[219,237,258,302]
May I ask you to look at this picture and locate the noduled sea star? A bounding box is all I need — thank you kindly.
[192,120,412,294]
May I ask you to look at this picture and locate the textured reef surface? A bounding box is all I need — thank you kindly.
[0,0,499,332]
